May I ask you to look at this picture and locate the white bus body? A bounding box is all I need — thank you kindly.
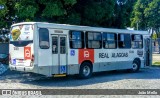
[9,22,152,78]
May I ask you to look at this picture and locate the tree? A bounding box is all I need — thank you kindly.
[14,0,38,21]
[74,0,115,27]
[37,0,77,23]
[131,0,152,30]
[0,0,19,28]
[152,31,157,40]
[112,0,137,29]
[144,0,160,36]
[0,0,154,30]
[131,0,160,32]
[0,0,8,28]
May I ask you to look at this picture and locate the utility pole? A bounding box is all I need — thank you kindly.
[137,22,139,30]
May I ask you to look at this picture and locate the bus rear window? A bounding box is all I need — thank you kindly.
[39,28,49,49]
[10,24,34,41]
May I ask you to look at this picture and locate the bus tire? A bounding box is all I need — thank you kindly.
[79,62,92,79]
[129,60,140,72]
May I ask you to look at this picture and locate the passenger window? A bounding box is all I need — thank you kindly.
[132,35,143,49]
[118,34,131,48]
[69,31,84,49]
[60,37,66,54]
[103,33,117,49]
[39,28,49,49]
[86,32,102,49]
[52,36,58,54]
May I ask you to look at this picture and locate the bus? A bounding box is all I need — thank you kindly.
[9,22,152,78]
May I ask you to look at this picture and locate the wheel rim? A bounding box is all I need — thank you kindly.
[83,65,90,76]
[132,63,138,71]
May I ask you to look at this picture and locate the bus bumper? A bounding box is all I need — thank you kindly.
[9,65,34,72]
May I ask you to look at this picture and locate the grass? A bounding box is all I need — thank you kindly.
[152,62,160,66]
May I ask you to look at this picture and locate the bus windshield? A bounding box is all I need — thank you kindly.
[10,24,34,41]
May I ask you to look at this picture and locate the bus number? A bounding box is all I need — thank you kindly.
[14,47,19,50]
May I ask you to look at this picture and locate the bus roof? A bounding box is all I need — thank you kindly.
[11,22,149,35]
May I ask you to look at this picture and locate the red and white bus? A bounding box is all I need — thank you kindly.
[9,22,152,78]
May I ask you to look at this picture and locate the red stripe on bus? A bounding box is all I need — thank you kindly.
[78,49,94,64]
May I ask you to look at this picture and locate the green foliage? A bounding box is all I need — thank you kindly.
[153,62,160,66]
[131,0,151,30]
[42,2,66,17]
[152,31,157,40]
[113,0,136,28]
[0,0,159,32]
[0,20,7,28]
[58,12,81,25]
[64,0,77,5]
[144,0,160,29]
[37,0,77,24]
[84,1,114,24]
[78,0,115,27]
[14,0,38,19]
[0,0,8,17]
[0,0,8,28]
[131,0,160,31]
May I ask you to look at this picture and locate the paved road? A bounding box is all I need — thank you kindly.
[0,52,160,97]
[0,67,160,97]
[0,67,160,89]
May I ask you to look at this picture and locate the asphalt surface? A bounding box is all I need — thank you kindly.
[0,53,159,97]
[0,67,160,98]
[0,66,160,89]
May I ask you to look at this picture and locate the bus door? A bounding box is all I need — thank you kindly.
[144,38,151,66]
[52,35,67,74]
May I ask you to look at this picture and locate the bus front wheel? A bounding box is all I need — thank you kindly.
[79,62,92,79]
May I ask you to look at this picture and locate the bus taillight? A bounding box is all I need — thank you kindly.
[30,54,34,67]
[31,54,34,62]
[9,53,11,63]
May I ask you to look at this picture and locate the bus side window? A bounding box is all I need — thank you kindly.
[103,33,117,49]
[60,37,66,54]
[86,32,102,49]
[69,31,84,49]
[118,34,131,48]
[39,28,49,49]
[132,35,143,49]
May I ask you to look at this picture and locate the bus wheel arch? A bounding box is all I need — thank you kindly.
[130,58,141,72]
[79,60,93,79]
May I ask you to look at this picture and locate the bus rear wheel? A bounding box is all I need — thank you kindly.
[79,62,92,79]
